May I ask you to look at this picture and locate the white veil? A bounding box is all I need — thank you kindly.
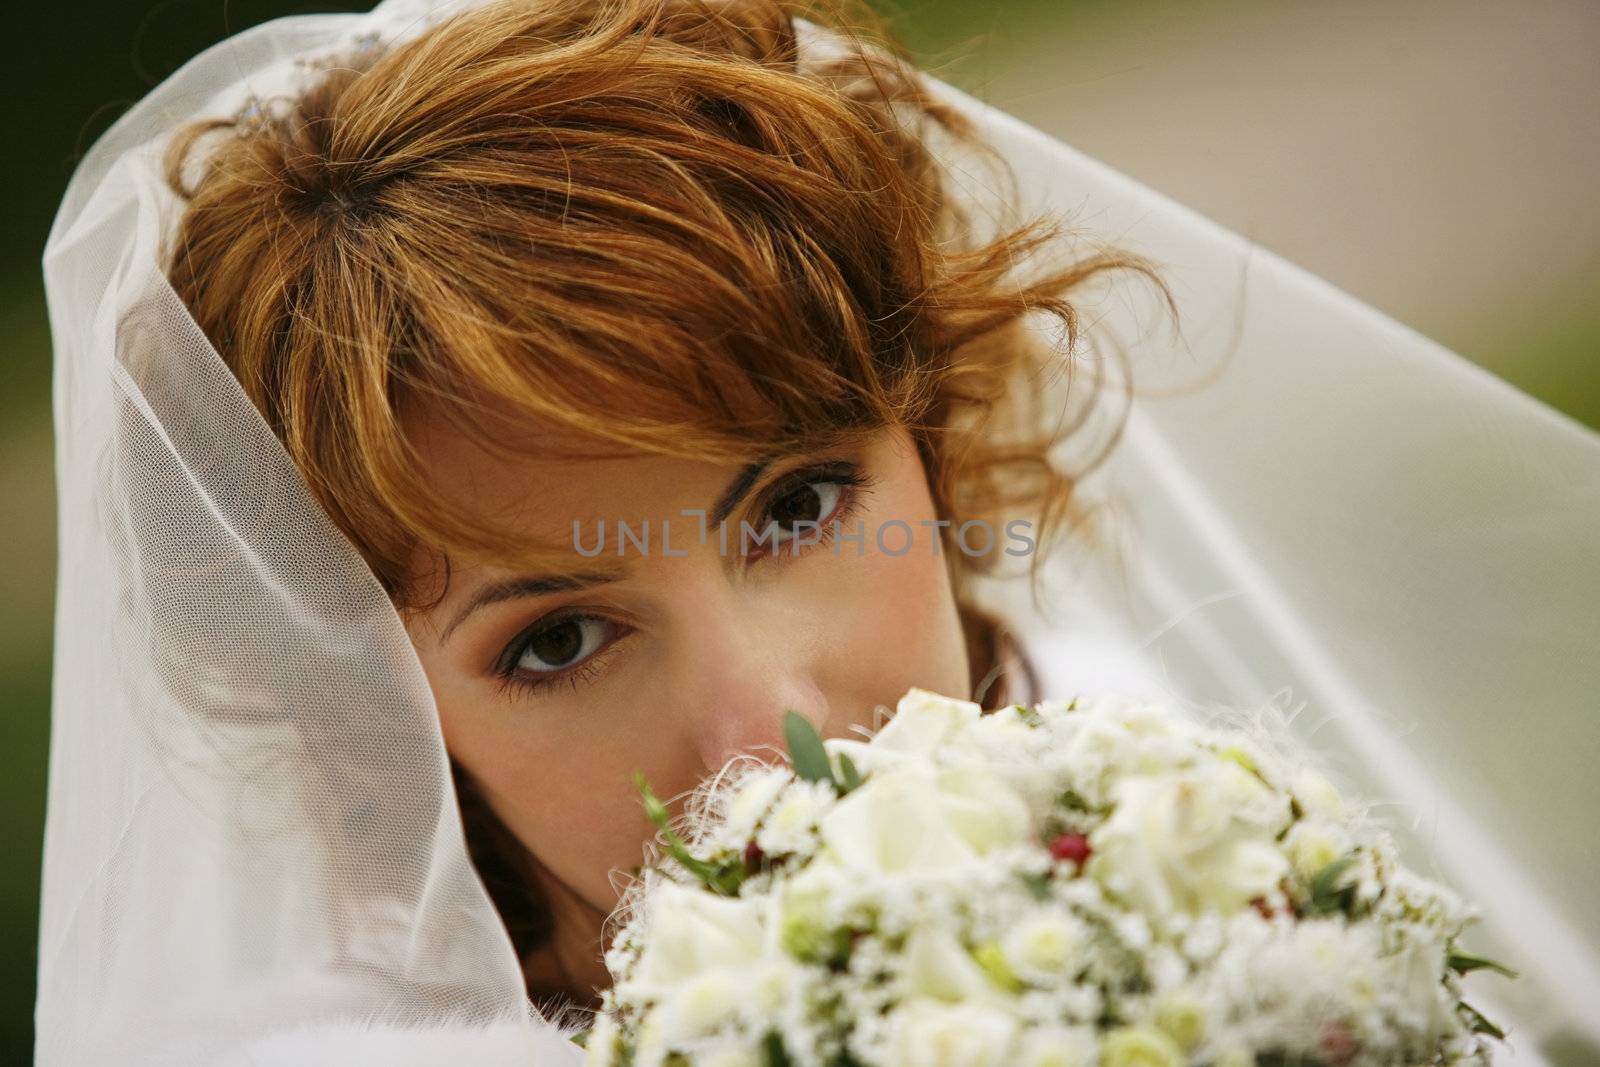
[976,87,1600,1067]
[38,1,1600,1065]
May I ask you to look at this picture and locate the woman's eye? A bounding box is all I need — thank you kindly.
[750,462,875,558]
[514,614,614,674]
[765,479,844,536]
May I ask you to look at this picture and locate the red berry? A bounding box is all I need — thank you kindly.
[1318,1021,1359,1067]
[1047,832,1092,867]
[743,839,765,869]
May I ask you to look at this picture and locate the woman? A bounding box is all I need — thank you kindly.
[156,0,1168,1018]
[39,0,1600,1063]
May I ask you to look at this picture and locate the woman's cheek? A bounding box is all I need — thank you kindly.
[474,732,657,903]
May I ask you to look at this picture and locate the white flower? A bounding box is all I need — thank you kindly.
[774,857,850,960]
[695,1042,764,1067]
[1291,766,1347,822]
[1283,818,1352,883]
[581,1011,620,1067]
[1000,911,1084,982]
[633,882,764,986]
[747,956,804,1016]
[886,998,1019,1067]
[818,765,978,876]
[946,705,1063,809]
[633,1010,668,1067]
[1054,697,1197,802]
[723,767,789,842]
[1100,1025,1184,1067]
[756,779,835,856]
[656,969,743,1039]
[901,925,995,1002]
[1210,1046,1256,1067]
[600,687,1485,1067]
[1152,989,1211,1052]
[1015,1025,1097,1067]
[817,758,1034,878]
[875,688,981,754]
[935,764,1033,855]
[963,703,1040,757]
[1088,761,1290,917]
[1393,936,1455,1045]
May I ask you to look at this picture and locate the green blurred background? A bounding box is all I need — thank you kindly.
[2,0,1595,1059]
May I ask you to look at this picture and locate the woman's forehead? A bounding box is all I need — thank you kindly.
[408,404,747,536]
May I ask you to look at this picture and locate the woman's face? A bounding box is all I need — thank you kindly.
[402,417,973,987]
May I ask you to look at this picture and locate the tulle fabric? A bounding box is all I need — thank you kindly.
[983,99,1600,1063]
[39,0,1600,1063]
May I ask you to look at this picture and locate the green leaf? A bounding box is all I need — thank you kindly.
[837,751,863,793]
[760,1030,793,1067]
[569,1028,590,1048]
[1018,870,1053,902]
[972,941,1026,993]
[1307,854,1359,915]
[1057,788,1096,813]
[784,709,834,785]
[634,772,732,894]
[1459,1000,1507,1040]
[1449,950,1520,980]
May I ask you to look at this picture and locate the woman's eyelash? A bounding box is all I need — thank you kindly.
[493,650,610,700]
[749,461,877,560]
[491,613,622,700]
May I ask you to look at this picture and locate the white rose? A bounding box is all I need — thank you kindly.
[748,956,806,1015]
[1088,762,1290,917]
[944,706,1060,805]
[886,998,1019,1067]
[773,857,848,961]
[873,687,981,755]
[818,765,978,876]
[822,736,889,776]
[1015,1025,1097,1067]
[964,704,1035,750]
[935,764,1032,855]
[901,925,996,1003]
[633,882,764,986]
[655,968,742,1040]
[1054,699,1197,802]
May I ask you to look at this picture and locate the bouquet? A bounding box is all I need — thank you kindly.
[582,689,1515,1067]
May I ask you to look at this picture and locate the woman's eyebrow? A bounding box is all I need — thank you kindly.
[710,456,774,529]
[440,569,627,645]
[439,454,783,645]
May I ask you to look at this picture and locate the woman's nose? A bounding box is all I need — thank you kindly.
[672,567,833,773]
[694,686,819,774]
[691,651,828,774]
